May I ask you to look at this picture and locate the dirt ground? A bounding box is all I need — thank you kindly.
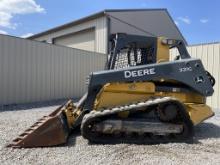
[0,102,220,165]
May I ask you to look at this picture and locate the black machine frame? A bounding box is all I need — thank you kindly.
[74,34,214,126]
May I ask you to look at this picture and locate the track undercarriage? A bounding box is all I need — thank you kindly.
[81,97,194,144]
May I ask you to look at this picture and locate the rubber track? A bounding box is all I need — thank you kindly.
[81,97,194,144]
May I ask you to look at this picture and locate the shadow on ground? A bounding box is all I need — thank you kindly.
[194,122,220,140]
[5,122,217,148]
[66,128,81,147]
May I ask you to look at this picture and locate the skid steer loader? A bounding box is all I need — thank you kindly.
[8,33,215,148]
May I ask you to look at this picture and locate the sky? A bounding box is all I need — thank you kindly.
[0,0,219,44]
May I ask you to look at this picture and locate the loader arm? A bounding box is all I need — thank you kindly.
[83,58,214,112]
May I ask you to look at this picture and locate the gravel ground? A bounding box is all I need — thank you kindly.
[0,102,220,165]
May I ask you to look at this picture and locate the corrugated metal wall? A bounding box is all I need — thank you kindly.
[0,35,106,105]
[170,43,220,108]
[1,34,219,108]
[53,28,96,52]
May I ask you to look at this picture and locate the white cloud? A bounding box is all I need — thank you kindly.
[0,12,13,28]
[177,17,191,24]
[174,21,179,26]
[0,0,45,29]
[0,30,8,35]
[21,32,33,38]
[200,19,209,23]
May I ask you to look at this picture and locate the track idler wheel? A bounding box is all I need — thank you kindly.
[157,103,178,122]
[81,115,101,142]
[157,101,194,141]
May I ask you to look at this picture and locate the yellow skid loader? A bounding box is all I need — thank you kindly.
[8,33,215,147]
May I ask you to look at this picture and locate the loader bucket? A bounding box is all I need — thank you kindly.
[7,104,70,148]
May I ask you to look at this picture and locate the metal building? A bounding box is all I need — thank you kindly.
[0,9,219,109]
[29,9,186,54]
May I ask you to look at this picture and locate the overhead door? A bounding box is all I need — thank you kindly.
[54,28,95,52]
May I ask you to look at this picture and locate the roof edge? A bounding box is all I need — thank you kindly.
[104,8,167,13]
[28,10,105,39]
[28,8,169,39]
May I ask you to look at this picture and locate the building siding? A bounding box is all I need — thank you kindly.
[33,16,108,54]
[31,10,186,54]
[0,34,106,105]
[53,28,96,52]
[0,34,219,108]
[170,43,220,108]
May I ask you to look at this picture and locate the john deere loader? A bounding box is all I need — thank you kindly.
[8,33,215,148]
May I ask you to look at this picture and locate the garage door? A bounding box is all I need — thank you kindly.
[54,28,95,52]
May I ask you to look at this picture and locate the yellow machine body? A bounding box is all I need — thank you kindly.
[94,82,214,125]
[91,40,214,126]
